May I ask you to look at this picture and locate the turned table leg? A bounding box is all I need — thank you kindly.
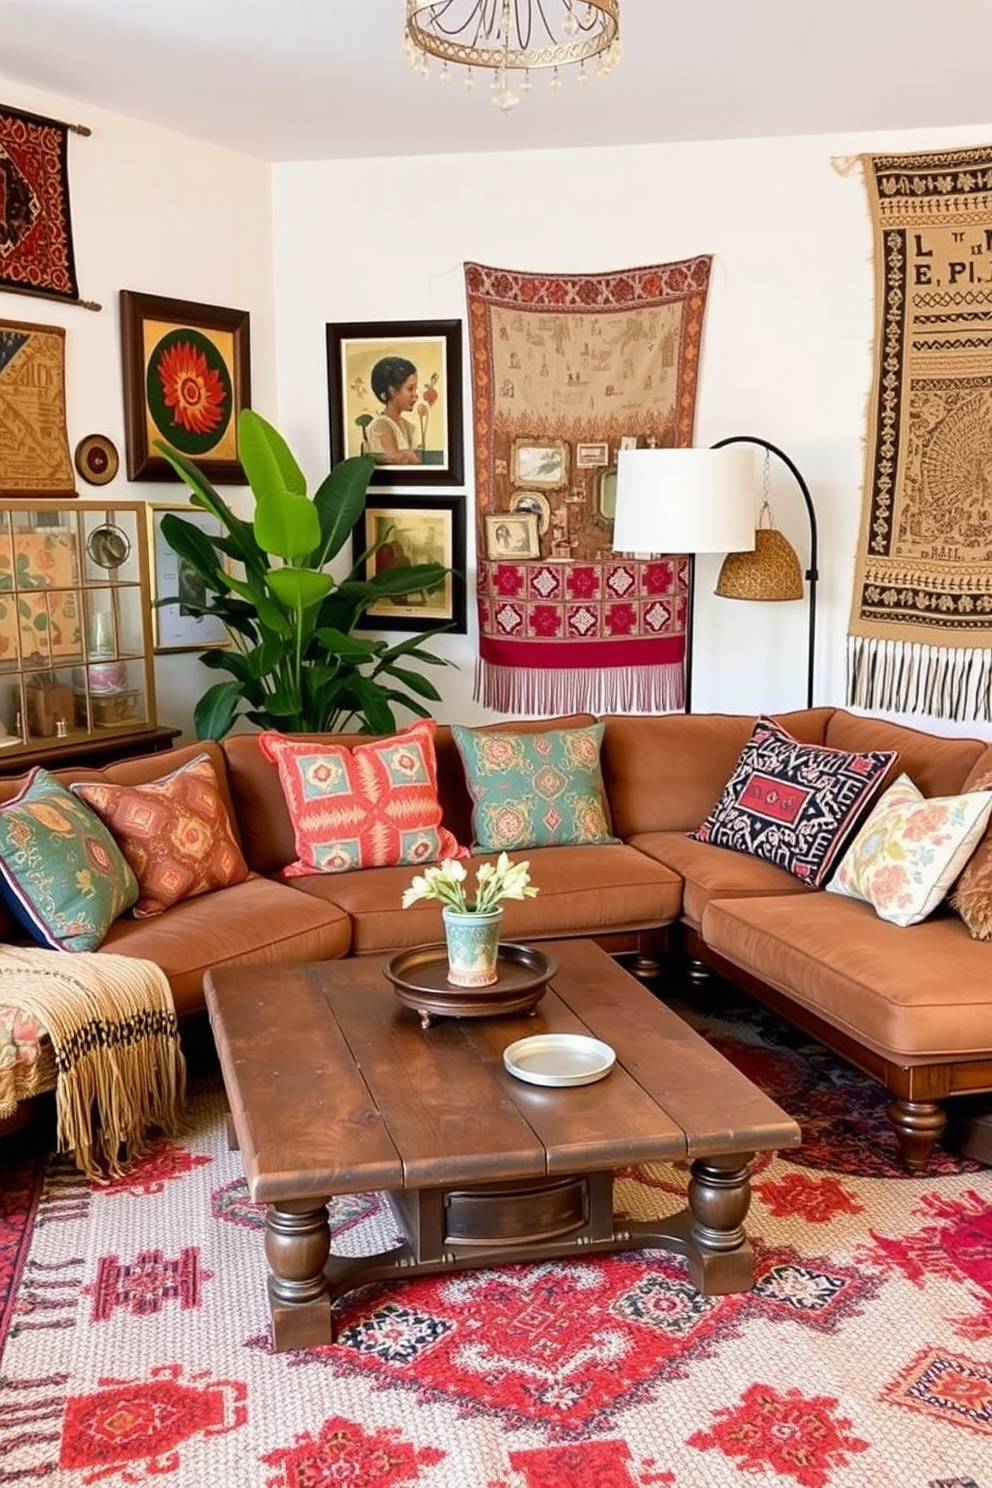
[264,1200,333,1351]
[887,1098,946,1172]
[684,1153,755,1293]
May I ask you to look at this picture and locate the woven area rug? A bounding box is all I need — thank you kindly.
[465,259,711,714]
[847,142,992,723]
[2,991,991,1488]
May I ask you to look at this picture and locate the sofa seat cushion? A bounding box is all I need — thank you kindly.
[701,892,992,1061]
[628,831,809,928]
[98,876,351,1018]
[284,844,682,955]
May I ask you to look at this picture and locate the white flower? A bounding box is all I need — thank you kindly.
[400,851,538,914]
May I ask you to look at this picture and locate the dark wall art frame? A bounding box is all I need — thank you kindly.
[327,318,464,488]
[351,493,466,634]
[120,290,251,483]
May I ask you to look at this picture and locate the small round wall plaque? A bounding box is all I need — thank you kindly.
[74,434,120,487]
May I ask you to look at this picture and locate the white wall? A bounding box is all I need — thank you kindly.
[273,122,992,740]
[0,78,275,740]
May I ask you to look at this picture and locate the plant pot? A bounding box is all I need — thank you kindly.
[442,906,503,988]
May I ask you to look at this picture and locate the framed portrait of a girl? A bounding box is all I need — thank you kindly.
[326,319,464,488]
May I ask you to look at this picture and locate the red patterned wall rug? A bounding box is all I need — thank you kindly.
[1,993,991,1488]
[0,105,80,304]
[465,260,711,715]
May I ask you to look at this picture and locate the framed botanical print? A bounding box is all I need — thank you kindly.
[120,290,251,483]
[351,494,466,633]
[146,503,230,652]
[327,319,463,487]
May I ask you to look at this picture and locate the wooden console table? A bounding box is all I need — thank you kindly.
[0,725,182,776]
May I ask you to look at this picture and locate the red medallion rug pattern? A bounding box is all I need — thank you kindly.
[1,992,990,1488]
[0,105,79,303]
[464,259,712,715]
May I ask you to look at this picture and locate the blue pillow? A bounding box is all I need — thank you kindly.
[0,768,138,951]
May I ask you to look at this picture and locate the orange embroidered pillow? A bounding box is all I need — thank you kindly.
[71,753,250,918]
[259,720,467,876]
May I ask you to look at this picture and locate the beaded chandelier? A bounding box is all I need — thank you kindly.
[405,1,621,111]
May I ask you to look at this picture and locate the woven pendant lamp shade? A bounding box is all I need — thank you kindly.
[715,526,803,600]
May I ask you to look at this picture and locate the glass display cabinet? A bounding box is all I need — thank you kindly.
[0,500,171,769]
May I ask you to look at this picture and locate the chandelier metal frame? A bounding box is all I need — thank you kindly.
[405,1,621,104]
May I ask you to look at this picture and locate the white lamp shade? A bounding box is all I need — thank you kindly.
[612,447,757,555]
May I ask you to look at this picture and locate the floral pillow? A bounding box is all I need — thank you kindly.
[688,717,897,887]
[71,753,250,918]
[827,773,992,927]
[451,722,618,852]
[0,768,138,952]
[259,719,467,875]
[950,765,992,939]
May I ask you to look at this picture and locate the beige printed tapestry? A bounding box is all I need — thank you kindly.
[848,143,992,721]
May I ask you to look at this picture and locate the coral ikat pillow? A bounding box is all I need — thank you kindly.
[688,716,897,887]
[828,772,992,927]
[259,719,467,876]
[72,753,250,918]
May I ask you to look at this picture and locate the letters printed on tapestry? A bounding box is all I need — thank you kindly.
[465,259,711,715]
[848,143,992,722]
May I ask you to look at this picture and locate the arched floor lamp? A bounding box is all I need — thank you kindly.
[710,435,820,710]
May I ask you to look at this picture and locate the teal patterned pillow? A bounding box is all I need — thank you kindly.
[0,768,138,952]
[452,722,618,852]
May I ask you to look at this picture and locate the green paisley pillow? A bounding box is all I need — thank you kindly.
[452,722,618,852]
[0,768,138,952]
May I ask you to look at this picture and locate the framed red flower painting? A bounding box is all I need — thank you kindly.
[119,290,251,483]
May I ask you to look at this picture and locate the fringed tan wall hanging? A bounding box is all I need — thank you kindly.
[847,143,992,722]
[465,258,711,715]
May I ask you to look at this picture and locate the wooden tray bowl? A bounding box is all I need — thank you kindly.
[383,942,558,1028]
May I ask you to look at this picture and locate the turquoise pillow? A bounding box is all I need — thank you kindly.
[0,768,138,952]
[452,722,618,852]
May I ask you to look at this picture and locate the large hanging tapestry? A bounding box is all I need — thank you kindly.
[0,320,76,497]
[848,143,992,722]
[465,258,711,714]
[0,104,86,305]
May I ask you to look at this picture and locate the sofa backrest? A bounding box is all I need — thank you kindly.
[600,708,838,837]
[824,711,987,799]
[221,714,597,874]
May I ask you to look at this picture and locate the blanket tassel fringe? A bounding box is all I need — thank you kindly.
[474,660,685,716]
[847,636,992,723]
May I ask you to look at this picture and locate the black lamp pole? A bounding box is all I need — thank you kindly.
[710,434,820,710]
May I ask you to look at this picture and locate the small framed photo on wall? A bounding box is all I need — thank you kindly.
[120,291,251,483]
[351,494,466,633]
[484,512,541,560]
[327,319,464,487]
[146,503,230,652]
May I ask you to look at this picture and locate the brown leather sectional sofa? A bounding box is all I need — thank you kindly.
[3,706,991,1170]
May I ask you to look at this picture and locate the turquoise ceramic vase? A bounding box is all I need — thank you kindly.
[442,906,503,988]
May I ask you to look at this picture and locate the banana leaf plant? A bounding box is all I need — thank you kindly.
[153,408,454,740]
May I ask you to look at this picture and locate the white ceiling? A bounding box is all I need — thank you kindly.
[1,0,991,163]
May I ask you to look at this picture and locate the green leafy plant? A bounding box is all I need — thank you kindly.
[153,408,454,740]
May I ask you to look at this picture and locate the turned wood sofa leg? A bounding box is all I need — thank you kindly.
[887,1098,946,1171]
[686,957,713,990]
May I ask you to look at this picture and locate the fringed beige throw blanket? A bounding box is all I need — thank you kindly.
[0,945,185,1179]
[848,143,992,722]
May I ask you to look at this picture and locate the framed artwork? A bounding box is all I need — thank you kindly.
[351,494,466,633]
[484,511,540,560]
[510,437,570,491]
[146,503,230,652]
[509,489,551,535]
[120,290,251,483]
[576,440,610,468]
[327,319,463,487]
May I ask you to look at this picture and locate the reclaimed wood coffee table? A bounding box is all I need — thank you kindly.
[204,939,800,1352]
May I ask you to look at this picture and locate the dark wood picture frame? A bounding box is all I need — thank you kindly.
[351,494,466,634]
[327,319,463,488]
[120,290,251,483]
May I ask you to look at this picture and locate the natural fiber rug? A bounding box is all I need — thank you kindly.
[2,990,990,1488]
[464,259,711,715]
[847,142,992,723]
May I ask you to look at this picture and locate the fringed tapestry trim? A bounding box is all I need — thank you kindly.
[847,142,992,722]
[475,658,685,716]
[0,945,186,1180]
